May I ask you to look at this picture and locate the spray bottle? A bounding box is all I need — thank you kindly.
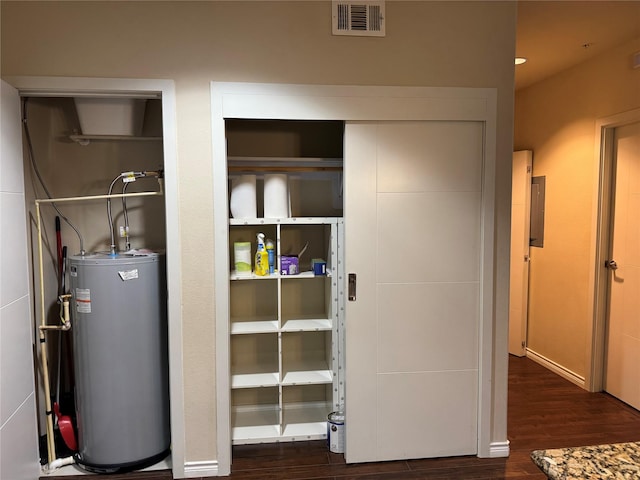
[266,239,275,274]
[254,233,269,276]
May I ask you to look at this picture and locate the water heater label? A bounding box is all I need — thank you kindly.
[76,288,91,313]
[118,269,139,281]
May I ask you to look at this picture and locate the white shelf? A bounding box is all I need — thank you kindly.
[230,271,279,281]
[227,156,342,174]
[231,403,331,444]
[281,318,332,332]
[282,369,333,386]
[69,134,162,145]
[231,403,282,444]
[231,318,330,333]
[231,320,279,335]
[232,425,281,444]
[281,422,327,440]
[228,156,342,166]
[231,270,330,280]
[233,419,328,444]
[231,372,279,389]
[230,217,340,226]
[281,402,331,440]
[280,270,331,279]
[230,318,330,333]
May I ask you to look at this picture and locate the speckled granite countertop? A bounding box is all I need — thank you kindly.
[531,442,640,479]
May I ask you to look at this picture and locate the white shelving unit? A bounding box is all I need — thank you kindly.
[229,217,343,444]
[224,119,345,446]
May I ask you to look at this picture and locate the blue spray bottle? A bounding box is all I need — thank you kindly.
[266,239,275,274]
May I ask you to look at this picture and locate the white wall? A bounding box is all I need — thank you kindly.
[0,81,40,480]
[1,1,517,468]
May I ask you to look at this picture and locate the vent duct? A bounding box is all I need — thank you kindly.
[332,1,385,37]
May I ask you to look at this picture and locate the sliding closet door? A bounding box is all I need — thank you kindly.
[344,121,483,462]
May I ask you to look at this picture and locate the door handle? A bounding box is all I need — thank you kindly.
[605,260,618,270]
[348,273,357,301]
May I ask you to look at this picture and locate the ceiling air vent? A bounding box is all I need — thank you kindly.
[332,1,385,37]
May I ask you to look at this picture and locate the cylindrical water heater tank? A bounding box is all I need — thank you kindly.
[69,252,170,473]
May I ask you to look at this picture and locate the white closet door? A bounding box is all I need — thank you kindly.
[344,121,483,463]
[508,150,532,356]
[605,121,640,409]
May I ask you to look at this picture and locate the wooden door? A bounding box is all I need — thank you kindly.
[344,121,483,462]
[605,121,640,409]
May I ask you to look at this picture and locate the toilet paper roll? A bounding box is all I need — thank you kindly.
[230,175,257,219]
[263,174,290,218]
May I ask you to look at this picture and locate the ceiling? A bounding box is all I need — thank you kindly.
[515,1,640,90]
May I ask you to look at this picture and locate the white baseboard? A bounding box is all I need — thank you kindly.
[526,348,586,388]
[183,460,219,478]
[488,440,510,458]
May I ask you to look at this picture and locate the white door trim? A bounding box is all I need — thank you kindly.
[2,76,186,478]
[588,107,640,392]
[211,82,500,473]
[509,150,532,357]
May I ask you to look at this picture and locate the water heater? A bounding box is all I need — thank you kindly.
[69,252,170,473]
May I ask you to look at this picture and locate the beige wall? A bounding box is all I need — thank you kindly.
[1,1,517,464]
[515,36,640,378]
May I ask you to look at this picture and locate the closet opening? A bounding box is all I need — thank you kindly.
[224,119,345,450]
[20,93,174,476]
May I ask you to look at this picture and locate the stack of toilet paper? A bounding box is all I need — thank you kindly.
[230,173,290,219]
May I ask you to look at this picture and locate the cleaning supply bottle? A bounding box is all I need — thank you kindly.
[254,233,269,276]
[266,239,275,274]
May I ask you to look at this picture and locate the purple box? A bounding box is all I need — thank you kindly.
[280,241,309,276]
[280,256,299,275]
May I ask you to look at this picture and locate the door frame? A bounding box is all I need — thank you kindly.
[509,150,532,357]
[211,82,504,473]
[2,76,186,478]
[588,107,640,392]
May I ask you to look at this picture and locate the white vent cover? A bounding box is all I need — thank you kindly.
[332,1,385,37]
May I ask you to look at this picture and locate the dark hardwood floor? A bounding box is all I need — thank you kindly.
[46,356,640,479]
